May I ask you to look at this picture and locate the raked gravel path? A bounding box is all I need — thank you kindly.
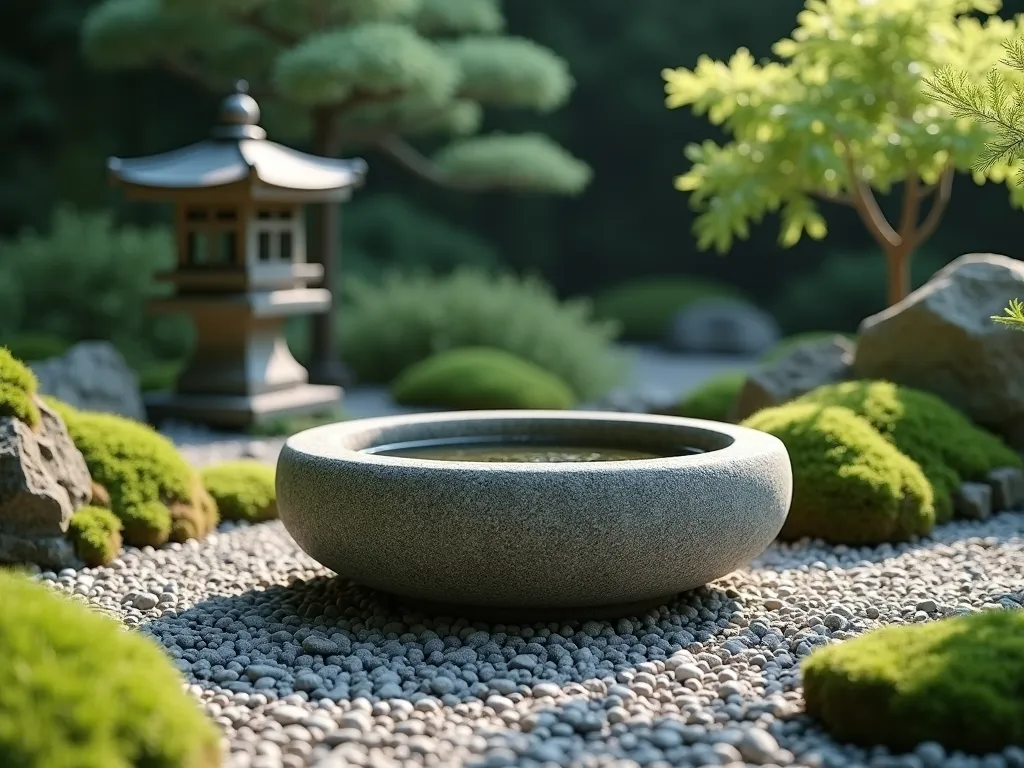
[37,511,1024,768]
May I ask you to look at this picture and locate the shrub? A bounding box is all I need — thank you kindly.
[48,400,216,547]
[339,268,624,399]
[67,506,123,567]
[392,347,577,410]
[803,610,1024,754]
[0,334,71,362]
[590,276,743,341]
[0,571,221,767]
[741,403,934,544]
[0,206,193,362]
[670,371,746,422]
[795,381,1021,523]
[201,461,277,523]
[0,348,40,428]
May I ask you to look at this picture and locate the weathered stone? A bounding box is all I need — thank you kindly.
[986,467,1024,512]
[31,341,145,421]
[667,298,781,356]
[0,532,82,569]
[0,399,92,539]
[954,482,993,521]
[854,253,1024,449]
[732,335,854,421]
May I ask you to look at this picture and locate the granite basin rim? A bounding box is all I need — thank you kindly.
[276,410,793,612]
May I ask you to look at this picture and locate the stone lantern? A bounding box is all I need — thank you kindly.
[107,82,367,430]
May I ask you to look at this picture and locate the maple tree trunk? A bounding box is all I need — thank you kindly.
[305,110,351,387]
[884,245,913,307]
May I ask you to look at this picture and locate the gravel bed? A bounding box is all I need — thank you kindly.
[36,510,1024,768]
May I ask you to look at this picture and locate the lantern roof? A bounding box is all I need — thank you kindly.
[107,81,367,200]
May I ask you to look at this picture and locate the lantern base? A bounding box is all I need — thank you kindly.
[144,383,342,432]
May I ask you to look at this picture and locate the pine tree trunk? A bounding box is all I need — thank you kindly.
[885,245,913,307]
[306,110,351,387]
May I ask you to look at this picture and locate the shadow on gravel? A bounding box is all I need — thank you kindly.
[141,574,739,705]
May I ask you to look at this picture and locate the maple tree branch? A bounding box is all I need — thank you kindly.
[913,164,955,248]
[839,141,901,249]
[898,173,922,245]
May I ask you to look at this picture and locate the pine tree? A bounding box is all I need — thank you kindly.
[662,0,1024,307]
[923,37,1024,332]
[80,0,591,380]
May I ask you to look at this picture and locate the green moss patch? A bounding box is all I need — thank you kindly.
[201,461,277,523]
[803,610,1024,754]
[392,347,577,410]
[67,506,123,567]
[742,403,935,544]
[0,348,40,428]
[0,571,221,767]
[795,381,1021,523]
[670,371,746,422]
[49,400,215,547]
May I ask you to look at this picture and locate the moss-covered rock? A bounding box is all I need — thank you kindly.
[47,400,217,547]
[670,371,746,422]
[759,332,854,363]
[803,610,1024,753]
[0,571,221,767]
[0,347,41,428]
[741,403,935,544]
[392,347,577,410]
[201,461,277,523]
[794,380,1021,523]
[67,506,123,567]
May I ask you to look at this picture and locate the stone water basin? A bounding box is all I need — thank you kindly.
[276,410,792,615]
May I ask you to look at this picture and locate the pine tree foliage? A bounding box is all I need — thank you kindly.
[661,0,1024,261]
[992,298,1024,330]
[81,0,590,194]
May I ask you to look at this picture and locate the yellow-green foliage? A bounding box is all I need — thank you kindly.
[795,381,1021,523]
[0,571,221,768]
[803,610,1024,753]
[392,347,577,410]
[67,507,123,567]
[49,400,216,547]
[742,404,935,544]
[591,277,743,341]
[0,348,40,428]
[671,372,746,422]
[201,461,277,523]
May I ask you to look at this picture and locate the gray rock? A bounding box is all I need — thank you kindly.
[275,410,792,611]
[854,253,1024,448]
[0,532,82,569]
[31,341,146,421]
[736,728,783,765]
[667,298,781,355]
[954,482,993,521]
[732,335,855,421]
[0,398,92,548]
[987,467,1024,512]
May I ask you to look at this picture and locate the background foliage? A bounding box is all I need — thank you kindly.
[4,0,1024,339]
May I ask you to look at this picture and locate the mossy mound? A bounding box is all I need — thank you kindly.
[0,347,40,428]
[67,506,123,567]
[201,461,277,523]
[47,400,217,548]
[0,571,221,767]
[794,381,1021,523]
[741,404,935,544]
[803,610,1024,754]
[670,371,746,422]
[391,347,577,410]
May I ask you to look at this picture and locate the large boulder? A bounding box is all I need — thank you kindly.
[31,341,146,421]
[732,335,854,421]
[853,254,1024,448]
[666,298,781,355]
[0,399,94,567]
